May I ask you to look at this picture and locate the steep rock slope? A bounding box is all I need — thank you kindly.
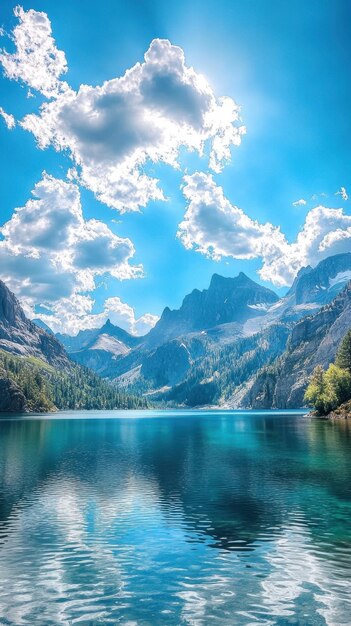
[286,252,351,307]
[154,323,291,407]
[146,272,279,348]
[115,257,351,400]
[0,280,69,369]
[242,252,351,333]
[243,282,351,409]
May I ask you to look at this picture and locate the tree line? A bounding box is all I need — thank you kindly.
[0,350,149,412]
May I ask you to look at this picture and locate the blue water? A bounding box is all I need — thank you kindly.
[0,410,350,625]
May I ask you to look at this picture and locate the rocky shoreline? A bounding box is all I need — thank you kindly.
[309,400,351,420]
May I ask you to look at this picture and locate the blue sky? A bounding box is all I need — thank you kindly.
[0,0,350,334]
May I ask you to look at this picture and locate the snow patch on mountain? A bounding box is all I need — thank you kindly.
[329,271,351,288]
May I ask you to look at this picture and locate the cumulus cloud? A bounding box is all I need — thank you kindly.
[178,171,284,261]
[104,297,159,335]
[335,186,349,201]
[0,6,69,98]
[178,172,351,286]
[292,198,306,207]
[0,106,15,129]
[35,294,159,336]
[0,172,142,307]
[134,312,160,335]
[1,7,245,212]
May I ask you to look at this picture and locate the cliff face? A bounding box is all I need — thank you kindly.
[286,252,351,306]
[0,279,69,411]
[145,272,279,348]
[0,280,147,412]
[245,282,351,409]
[0,280,69,369]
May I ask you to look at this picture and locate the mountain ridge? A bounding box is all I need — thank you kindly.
[145,271,279,348]
[37,252,351,409]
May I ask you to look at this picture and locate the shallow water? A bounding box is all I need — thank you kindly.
[0,410,350,625]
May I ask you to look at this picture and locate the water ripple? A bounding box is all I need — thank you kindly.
[0,411,350,624]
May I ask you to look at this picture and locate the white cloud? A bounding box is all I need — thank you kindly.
[0,6,69,98]
[104,297,159,335]
[35,294,159,336]
[1,9,245,213]
[134,313,160,335]
[0,172,142,306]
[292,198,306,207]
[335,186,349,201]
[178,172,351,286]
[0,173,159,335]
[0,106,15,129]
[177,171,284,261]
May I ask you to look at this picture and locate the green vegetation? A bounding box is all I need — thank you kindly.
[304,332,351,416]
[335,329,351,372]
[157,324,289,406]
[0,350,148,412]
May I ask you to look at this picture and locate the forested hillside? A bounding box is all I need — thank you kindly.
[0,280,148,412]
[154,324,290,406]
[0,350,148,412]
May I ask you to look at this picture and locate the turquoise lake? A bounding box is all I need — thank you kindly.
[0,410,350,625]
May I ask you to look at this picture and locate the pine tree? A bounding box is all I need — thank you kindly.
[335,329,351,373]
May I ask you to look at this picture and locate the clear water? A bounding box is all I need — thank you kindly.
[0,410,350,626]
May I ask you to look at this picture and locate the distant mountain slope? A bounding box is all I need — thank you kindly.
[240,253,351,333]
[241,281,351,409]
[0,280,147,412]
[152,323,291,407]
[111,255,351,401]
[57,319,140,375]
[57,319,139,353]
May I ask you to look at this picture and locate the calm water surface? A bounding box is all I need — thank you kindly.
[0,410,350,626]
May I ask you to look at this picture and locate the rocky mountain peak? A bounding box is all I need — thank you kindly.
[145,271,278,347]
[209,271,257,291]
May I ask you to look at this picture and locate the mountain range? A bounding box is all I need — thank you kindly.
[51,252,351,408]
